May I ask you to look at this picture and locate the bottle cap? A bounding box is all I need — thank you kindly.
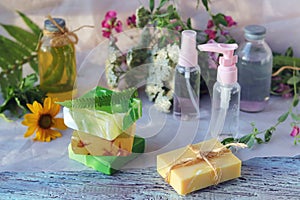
[44,18,65,32]
[244,25,266,40]
[198,43,238,84]
[178,30,198,67]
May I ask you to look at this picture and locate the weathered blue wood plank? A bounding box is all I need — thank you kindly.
[0,156,299,200]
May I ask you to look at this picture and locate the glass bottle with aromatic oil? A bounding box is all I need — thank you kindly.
[38,18,77,101]
[236,25,273,112]
[173,30,201,120]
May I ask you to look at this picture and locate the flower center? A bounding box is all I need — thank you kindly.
[38,114,52,129]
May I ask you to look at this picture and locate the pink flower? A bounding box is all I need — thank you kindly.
[101,10,123,38]
[205,29,217,40]
[221,30,229,36]
[102,31,111,38]
[207,20,214,29]
[275,83,293,98]
[105,10,117,20]
[102,20,111,29]
[127,14,136,28]
[225,15,237,27]
[115,21,123,32]
[290,126,300,137]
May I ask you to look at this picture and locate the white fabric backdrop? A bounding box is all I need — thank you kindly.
[0,0,299,171]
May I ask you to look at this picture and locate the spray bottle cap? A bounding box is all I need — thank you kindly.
[197,43,238,84]
[178,30,198,67]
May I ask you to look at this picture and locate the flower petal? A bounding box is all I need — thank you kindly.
[52,118,68,130]
[34,128,45,142]
[49,103,60,118]
[32,101,43,114]
[24,125,37,137]
[49,129,62,139]
[43,97,52,113]
[22,113,38,126]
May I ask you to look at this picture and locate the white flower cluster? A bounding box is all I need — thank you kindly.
[105,45,122,89]
[145,43,179,113]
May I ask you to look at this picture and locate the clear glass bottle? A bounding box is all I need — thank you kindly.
[173,30,201,121]
[38,18,77,101]
[236,25,273,112]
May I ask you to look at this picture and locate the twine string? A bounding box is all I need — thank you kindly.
[44,15,94,47]
[272,65,300,76]
[164,142,247,184]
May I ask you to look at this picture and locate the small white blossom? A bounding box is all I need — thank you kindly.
[167,44,180,63]
[154,92,172,113]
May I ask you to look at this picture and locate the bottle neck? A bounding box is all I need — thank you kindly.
[245,37,265,44]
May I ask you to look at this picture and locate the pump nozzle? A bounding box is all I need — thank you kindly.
[198,43,238,67]
[198,43,238,85]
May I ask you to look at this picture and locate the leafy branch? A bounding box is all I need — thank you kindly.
[57,87,138,113]
[0,11,46,117]
[222,57,300,147]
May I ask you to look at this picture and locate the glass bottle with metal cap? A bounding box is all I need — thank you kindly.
[38,17,77,101]
[236,25,273,112]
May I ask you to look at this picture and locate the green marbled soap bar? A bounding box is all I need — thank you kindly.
[68,136,145,175]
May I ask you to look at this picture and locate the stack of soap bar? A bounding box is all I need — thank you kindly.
[71,127,135,156]
[69,136,145,175]
[60,86,144,174]
[157,139,242,195]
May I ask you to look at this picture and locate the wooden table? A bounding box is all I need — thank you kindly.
[0,156,299,200]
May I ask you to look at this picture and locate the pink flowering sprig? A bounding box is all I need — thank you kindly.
[101,10,123,38]
[127,14,136,28]
[204,14,237,42]
[290,126,300,145]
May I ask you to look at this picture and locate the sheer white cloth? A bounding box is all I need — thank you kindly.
[0,0,299,172]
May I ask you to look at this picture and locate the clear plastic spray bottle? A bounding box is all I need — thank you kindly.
[198,43,240,139]
[173,30,201,120]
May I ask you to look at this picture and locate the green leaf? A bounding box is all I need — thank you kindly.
[187,18,192,29]
[255,137,264,144]
[0,69,22,99]
[221,137,235,145]
[213,13,228,26]
[150,0,155,12]
[293,97,299,107]
[284,47,293,57]
[0,23,39,51]
[158,0,168,10]
[17,11,42,36]
[0,35,31,65]
[239,134,252,144]
[58,87,137,113]
[202,0,209,11]
[287,76,300,85]
[277,112,289,122]
[291,112,300,121]
[246,135,255,148]
[29,59,39,74]
[273,55,300,67]
[264,130,272,142]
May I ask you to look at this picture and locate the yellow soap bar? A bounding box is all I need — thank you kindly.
[157,139,241,195]
[71,124,135,156]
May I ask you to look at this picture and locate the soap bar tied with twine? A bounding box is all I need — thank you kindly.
[165,142,248,185]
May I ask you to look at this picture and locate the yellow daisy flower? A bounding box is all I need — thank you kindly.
[22,97,67,142]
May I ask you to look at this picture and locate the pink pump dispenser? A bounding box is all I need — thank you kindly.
[198,43,240,139]
[198,43,238,84]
